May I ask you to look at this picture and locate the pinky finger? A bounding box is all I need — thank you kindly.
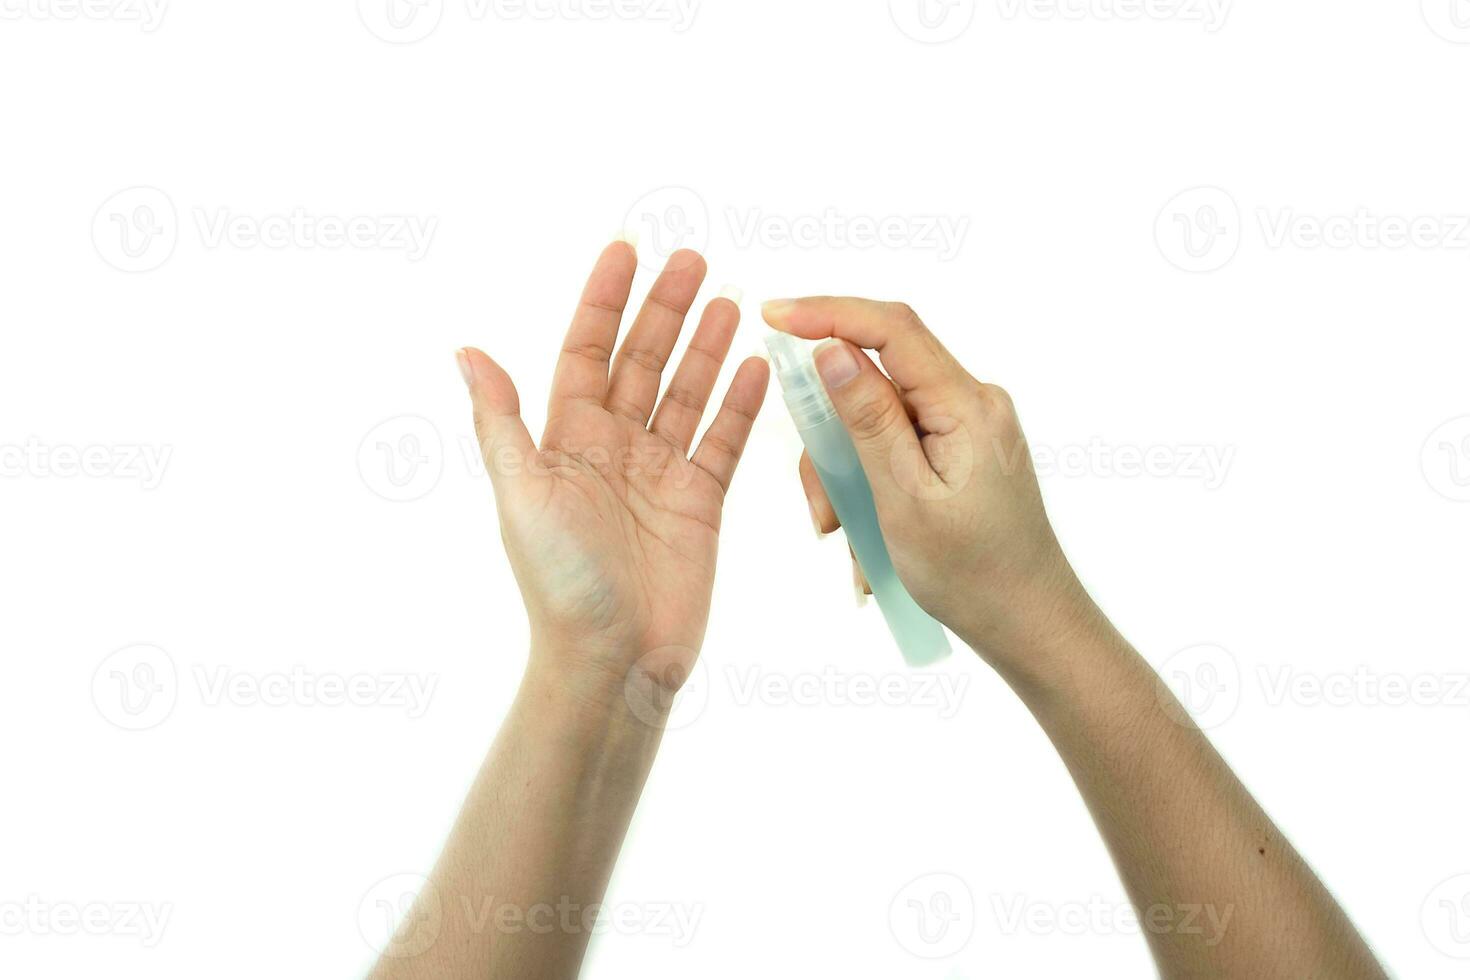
[691,356,770,493]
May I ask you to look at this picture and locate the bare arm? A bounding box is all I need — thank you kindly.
[369,243,767,980]
[767,295,1386,979]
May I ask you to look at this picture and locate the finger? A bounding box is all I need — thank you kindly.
[548,241,637,412]
[850,548,872,601]
[458,347,538,493]
[810,339,928,504]
[648,294,739,453]
[798,451,840,535]
[761,297,972,419]
[692,356,769,494]
[605,249,708,425]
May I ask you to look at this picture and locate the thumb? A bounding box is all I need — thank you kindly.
[456,346,538,493]
[811,339,924,507]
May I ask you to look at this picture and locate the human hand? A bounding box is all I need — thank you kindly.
[763,297,1096,680]
[458,243,768,705]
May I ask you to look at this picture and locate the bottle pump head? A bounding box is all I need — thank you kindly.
[764,332,838,430]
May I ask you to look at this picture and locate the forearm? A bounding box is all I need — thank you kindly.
[369,656,664,980]
[968,601,1386,980]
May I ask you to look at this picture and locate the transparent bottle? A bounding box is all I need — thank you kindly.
[766,333,951,667]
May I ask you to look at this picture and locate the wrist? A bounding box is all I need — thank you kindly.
[953,563,1114,697]
[518,644,681,737]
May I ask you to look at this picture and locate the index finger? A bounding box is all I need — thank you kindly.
[759,297,971,399]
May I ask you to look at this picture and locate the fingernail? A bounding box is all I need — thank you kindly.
[814,340,859,389]
[718,284,744,306]
[455,348,474,388]
[615,228,640,249]
[761,299,795,321]
[852,561,869,607]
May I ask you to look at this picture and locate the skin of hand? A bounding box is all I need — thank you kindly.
[764,296,1388,980]
[461,242,768,704]
[369,245,765,980]
[765,296,1094,687]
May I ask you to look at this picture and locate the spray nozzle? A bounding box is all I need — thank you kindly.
[764,332,838,429]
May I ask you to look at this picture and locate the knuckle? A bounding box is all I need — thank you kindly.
[980,382,1016,415]
[848,393,903,441]
[885,301,922,330]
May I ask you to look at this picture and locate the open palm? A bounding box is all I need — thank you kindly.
[458,244,768,692]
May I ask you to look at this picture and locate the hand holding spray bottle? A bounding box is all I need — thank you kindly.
[765,333,951,667]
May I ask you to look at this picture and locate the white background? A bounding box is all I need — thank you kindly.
[2,0,1468,977]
